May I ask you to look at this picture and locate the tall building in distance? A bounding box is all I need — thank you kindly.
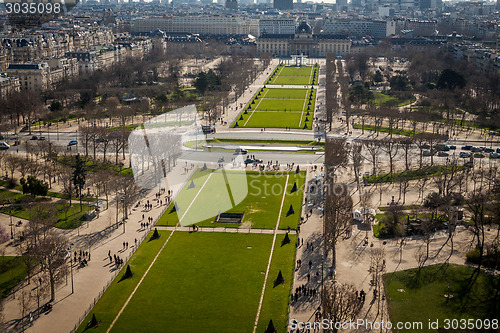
[259,17,297,35]
[226,0,238,9]
[336,0,348,11]
[274,0,292,10]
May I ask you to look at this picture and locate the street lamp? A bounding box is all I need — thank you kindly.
[9,210,13,239]
[67,246,74,294]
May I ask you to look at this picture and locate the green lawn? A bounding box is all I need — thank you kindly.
[77,231,296,333]
[157,170,305,230]
[0,256,29,299]
[263,88,313,99]
[384,264,500,333]
[254,99,307,112]
[76,230,170,333]
[257,233,297,332]
[238,112,311,129]
[206,138,323,147]
[0,203,92,229]
[372,91,415,107]
[266,65,319,86]
[278,172,306,230]
[110,232,272,333]
[0,189,33,205]
[232,88,315,129]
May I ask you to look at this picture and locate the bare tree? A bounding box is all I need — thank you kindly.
[363,140,381,175]
[324,183,353,269]
[380,138,399,178]
[32,229,68,301]
[325,137,349,183]
[322,282,363,333]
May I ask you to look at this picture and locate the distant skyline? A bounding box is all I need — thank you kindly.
[102,0,498,4]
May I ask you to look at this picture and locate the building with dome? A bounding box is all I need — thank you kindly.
[256,22,351,57]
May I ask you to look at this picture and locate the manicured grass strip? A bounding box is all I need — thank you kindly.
[0,256,30,300]
[364,165,467,184]
[244,89,269,126]
[233,88,315,129]
[110,232,272,333]
[156,168,213,226]
[384,264,500,333]
[243,112,307,129]
[75,230,170,333]
[264,88,313,99]
[157,171,295,229]
[0,203,92,229]
[255,99,306,111]
[266,65,319,85]
[278,171,306,230]
[256,234,297,333]
[206,139,323,146]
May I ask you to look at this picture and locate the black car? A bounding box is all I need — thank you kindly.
[462,145,472,150]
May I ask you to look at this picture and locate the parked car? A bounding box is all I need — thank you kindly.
[484,147,494,153]
[434,144,449,151]
[471,147,482,152]
[489,152,500,159]
[473,153,485,158]
[0,141,10,150]
[462,145,473,150]
[497,148,500,153]
[449,145,456,150]
[459,152,471,158]
[38,136,46,141]
[234,148,248,154]
[421,144,431,149]
[68,140,78,146]
[30,135,38,140]
[437,151,449,157]
[423,150,432,156]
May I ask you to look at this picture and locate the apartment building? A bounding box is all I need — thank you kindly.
[322,18,396,38]
[132,16,259,36]
[259,17,297,35]
[0,75,20,98]
[7,62,50,91]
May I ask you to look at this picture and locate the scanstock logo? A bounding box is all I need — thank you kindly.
[1,0,79,31]
[128,105,248,227]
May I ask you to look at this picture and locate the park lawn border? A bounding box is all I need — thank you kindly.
[0,202,93,229]
[75,230,170,333]
[278,171,306,230]
[0,256,30,300]
[110,232,273,333]
[157,170,301,230]
[256,233,297,333]
[384,263,500,333]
